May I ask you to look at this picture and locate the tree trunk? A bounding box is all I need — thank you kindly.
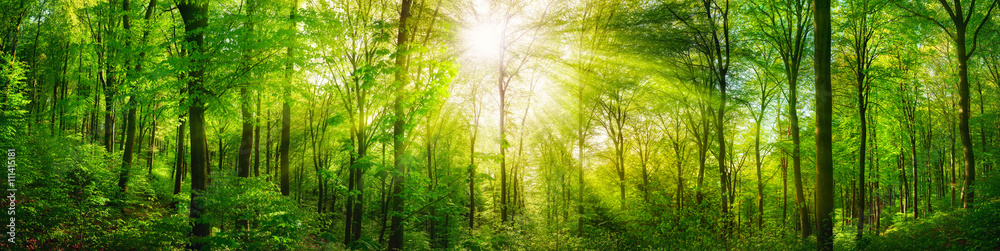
[469,116,478,229]
[577,76,587,237]
[857,83,867,239]
[119,0,137,191]
[910,124,918,219]
[279,0,296,197]
[254,92,261,177]
[499,53,509,223]
[789,69,811,238]
[147,105,158,176]
[955,21,975,209]
[950,100,956,207]
[755,117,764,231]
[345,130,356,245]
[173,118,186,195]
[119,97,137,193]
[178,0,211,248]
[266,109,272,180]
[236,85,253,230]
[238,87,253,178]
[813,0,834,248]
[696,109,708,206]
[388,0,412,248]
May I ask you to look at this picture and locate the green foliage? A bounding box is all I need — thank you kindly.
[12,135,186,250]
[863,172,1000,250]
[199,176,315,250]
[0,52,27,145]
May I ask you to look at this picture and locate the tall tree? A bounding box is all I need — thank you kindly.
[387,0,413,249]
[279,0,298,197]
[118,0,136,193]
[750,0,814,237]
[747,62,778,231]
[813,0,835,249]
[177,0,211,248]
[467,77,481,229]
[596,84,633,209]
[842,0,885,239]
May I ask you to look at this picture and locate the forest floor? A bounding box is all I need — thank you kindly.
[4,133,999,250]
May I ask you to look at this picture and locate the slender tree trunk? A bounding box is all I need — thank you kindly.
[577,77,586,237]
[104,70,116,154]
[782,148,788,228]
[266,109,272,180]
[950,100,956,207]
[696,112,708,206]
[173,119,186,195]
[345,130,356,245]
[469,112,478,229]
[901,153,909,213]
[351,135,365,244]
[789,74,811,238]
[254,93,261,177]
[910,126,918,219]
[499,55,509,223]
[675,140,685,209]
[755,117,763,231]
[379,144,389,245]
[387,0,412,248]
[147,111,157,175]
[857,88,867,240]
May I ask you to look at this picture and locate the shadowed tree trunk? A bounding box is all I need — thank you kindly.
[388,0,413,249]
[238,89,253,179]
[177,0,211,248]
[813,0,834,249]
[279,0,297,197]
[118,0,136,193]
[468,88,480,229]
[173,119,186,195]
[254,92,261,177]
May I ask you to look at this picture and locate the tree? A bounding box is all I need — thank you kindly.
[747,59,779,231]
[117,0,135,193]
[750,0,814,237]
[235,0,258,231]
[813,0,834,249]
[177,0,211,248]
[465,73,483,229]
[387,0,413,249]
[842,0,887,239]
[279,0,297,197]
[596,80,634,209]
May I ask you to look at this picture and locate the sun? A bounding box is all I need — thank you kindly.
[462,21,503,60]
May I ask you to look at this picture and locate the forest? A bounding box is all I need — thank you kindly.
[0,0,999,249]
